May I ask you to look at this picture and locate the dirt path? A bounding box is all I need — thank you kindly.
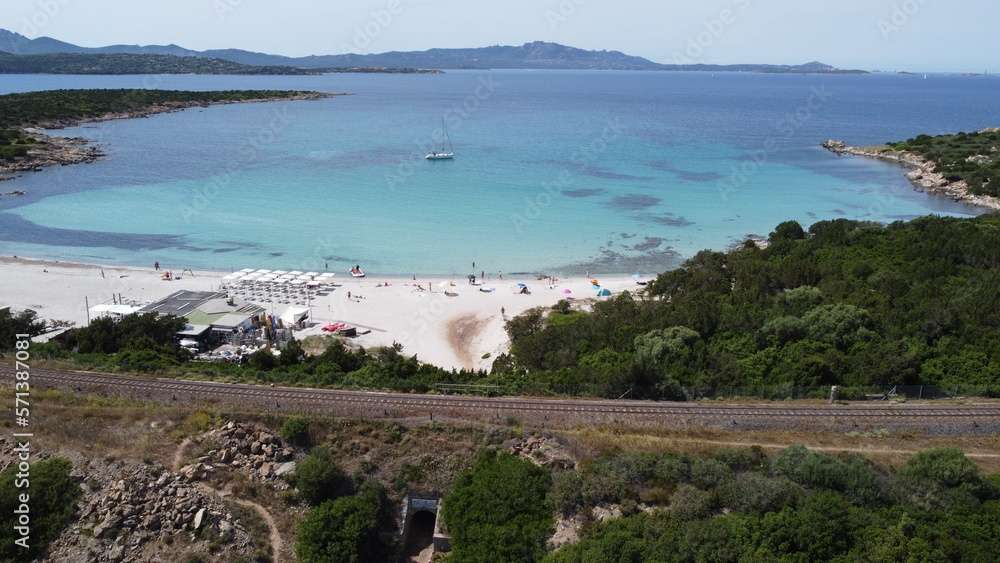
[222,490,285,560]
[172,438,285,560]
[447,313,490,367]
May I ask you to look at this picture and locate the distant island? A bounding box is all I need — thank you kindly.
[0,89,337,176]
[821,128,1000,210]
[0,28,866,73]
[0,51,441,75]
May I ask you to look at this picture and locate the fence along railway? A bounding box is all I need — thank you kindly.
[4,365,1000,435]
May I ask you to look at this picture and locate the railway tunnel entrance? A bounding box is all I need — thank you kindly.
[398,494,449,561]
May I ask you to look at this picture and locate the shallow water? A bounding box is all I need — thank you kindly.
[1,71,996,276]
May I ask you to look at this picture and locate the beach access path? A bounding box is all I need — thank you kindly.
[1,255,647,371]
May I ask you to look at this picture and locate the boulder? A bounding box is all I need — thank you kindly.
[142,514,161,531]
[194,508,207,530]
[274,461,297,477]
[93,514,123,539]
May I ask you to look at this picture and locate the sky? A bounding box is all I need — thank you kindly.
[2,0,996,73]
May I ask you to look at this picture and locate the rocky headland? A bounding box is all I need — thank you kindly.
[0,92,339,180]
[821,139,1000,211]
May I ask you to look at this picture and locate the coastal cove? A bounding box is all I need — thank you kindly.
[0,71,997,276]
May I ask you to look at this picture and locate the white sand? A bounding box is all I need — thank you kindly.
[1,256,648,371]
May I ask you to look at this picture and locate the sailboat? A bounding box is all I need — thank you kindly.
[426,118,455,160]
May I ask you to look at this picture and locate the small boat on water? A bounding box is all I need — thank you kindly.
[425,151,454,160]
[426,117,455,160]
[350,267,365,277]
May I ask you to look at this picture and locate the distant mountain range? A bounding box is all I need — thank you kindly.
[0,28,867,73]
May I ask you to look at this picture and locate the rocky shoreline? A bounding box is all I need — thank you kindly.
[820,140,1000,211]
[0,92,339,181]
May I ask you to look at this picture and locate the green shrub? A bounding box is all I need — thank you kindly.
[0,457,81,560]
[296,447,346,507]
[280,417,311,446]
[443,450,553,562]
[669,483,714,520]
[295,479,393,563]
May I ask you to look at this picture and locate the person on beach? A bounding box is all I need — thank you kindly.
[499,271,503,280]
[154,261,160,271]
[501,306,505,316]
[101,270,105,278]
[347,291,352,300]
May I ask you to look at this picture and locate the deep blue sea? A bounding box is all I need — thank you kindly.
[1,71,997,276]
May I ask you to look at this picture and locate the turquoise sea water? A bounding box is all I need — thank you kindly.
[0,71,997,276]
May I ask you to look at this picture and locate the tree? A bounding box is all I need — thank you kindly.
[770,220,806,242]
[443,449,553,562]
[296,447,345,507]
[295,481,390,563]
[279,337,307,367]
[0,307,45,351]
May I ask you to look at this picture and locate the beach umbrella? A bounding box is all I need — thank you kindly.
[591,285,601,290]
[516,283,527,287]
[590,278,599,286]
[563,289,572,294]
[632,274,643,278]
[438,280,453,288]
[467,274,477,279]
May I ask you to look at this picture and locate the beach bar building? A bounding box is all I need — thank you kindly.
[138,290,266,345]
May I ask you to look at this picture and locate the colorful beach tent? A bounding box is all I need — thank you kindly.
[597,288,612,297]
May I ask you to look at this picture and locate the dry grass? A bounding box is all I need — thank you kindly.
[561,424,1000,473]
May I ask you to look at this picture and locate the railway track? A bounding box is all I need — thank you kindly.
[5,365,1000,433]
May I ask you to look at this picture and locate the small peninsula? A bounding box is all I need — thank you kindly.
[0,88,339,178]
[821,128,1000,211]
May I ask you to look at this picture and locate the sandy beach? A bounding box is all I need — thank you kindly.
[0,255,647,371]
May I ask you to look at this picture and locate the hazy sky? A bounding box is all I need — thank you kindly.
[3,0,996,72]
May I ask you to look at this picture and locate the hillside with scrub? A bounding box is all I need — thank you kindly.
[493,214,1000,398]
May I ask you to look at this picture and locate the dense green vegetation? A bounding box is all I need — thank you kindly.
[0,457,81,562]
[0,88,325,130]
[887,129,1000,197]
[293,446,348,507]
[53,312,192,370]
[442,448,554,562]
[0,52,321,75]
[295,479,395,563]
[0,128,38,160]
[0,307,45,350]
[494,214,1000,397]
[538,446,1000,562]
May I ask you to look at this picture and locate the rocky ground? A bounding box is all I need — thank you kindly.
[0,133,105,178]
[0,419,307,562]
